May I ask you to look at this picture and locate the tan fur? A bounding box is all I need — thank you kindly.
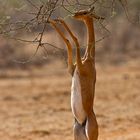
[49,10,101,140]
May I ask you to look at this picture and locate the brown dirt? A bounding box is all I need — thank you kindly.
[0,60,140,140]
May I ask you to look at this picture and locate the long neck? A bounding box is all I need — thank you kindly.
[84,18,95,58]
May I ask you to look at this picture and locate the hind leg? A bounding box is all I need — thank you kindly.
[85,111,98,140]
[74,119,87,140]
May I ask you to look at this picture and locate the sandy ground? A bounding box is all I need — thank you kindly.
[0,60,140,140]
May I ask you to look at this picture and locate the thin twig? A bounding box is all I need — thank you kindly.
[61,0,74,14]
[26,0,39,10]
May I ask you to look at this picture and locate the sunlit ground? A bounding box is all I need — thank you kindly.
[0,60,139,140]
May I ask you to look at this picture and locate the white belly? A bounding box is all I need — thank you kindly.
[71,71,86,124]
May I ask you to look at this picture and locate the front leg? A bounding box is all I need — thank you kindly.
[49,20,74,75]
[55,18,83,73]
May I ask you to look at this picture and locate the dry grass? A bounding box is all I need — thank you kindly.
[0,60,140,140]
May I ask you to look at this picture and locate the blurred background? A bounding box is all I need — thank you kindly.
[0,0,139,140]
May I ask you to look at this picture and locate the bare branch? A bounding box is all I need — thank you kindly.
[26,0,39,10]
[0,0,138,65]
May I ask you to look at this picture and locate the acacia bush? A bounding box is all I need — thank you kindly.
[0,0,139,68]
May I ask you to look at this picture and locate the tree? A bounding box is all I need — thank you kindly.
[0,0,139,65]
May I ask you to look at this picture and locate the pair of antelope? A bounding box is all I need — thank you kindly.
[49,8,103,140]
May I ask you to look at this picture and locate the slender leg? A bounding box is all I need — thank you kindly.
[55,19,82,71]
[74,119,87,140]
[85,111,98,140]
[49,20,74,75]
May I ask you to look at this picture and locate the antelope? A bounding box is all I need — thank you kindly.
[49,7,104,140]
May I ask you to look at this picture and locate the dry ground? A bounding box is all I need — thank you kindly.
[0,60,140,140]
